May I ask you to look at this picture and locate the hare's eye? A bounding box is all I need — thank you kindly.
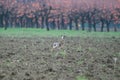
[53,44,57,46]
[53,42,59,48]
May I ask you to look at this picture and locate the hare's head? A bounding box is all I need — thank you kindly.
[53,42,60,49]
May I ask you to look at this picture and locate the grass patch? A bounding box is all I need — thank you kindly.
[76,76,88,80]
[59,50,67,58]
[0,28,120,38]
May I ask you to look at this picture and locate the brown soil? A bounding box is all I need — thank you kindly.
[0,37,120,80]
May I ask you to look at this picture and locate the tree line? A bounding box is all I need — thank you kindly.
[0,0,120,31]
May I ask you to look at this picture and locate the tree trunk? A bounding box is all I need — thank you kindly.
[36,19,39,28]
[69,18,72,30]
[45,17,49,31]
[101,21,104,32]
[81,20,85,31]
[93,22,96,32]
[75,18,79,30]
[61,18,65,29]
[19,17,23,28]
[57,20,60,30]
[4,15,9,30]
[106,23,110,32]
[41,16,44,28]
[51,19,55,29]
[0,15,4,28]
[81,16,85,31]
[88,20,92,32]
[114,26,117,32]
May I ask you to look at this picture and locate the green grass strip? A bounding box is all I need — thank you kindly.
[0,28,120,38]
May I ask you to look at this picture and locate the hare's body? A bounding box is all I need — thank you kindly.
[51,35,65,52]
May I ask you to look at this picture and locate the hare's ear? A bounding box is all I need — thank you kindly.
[61,35,65,40]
